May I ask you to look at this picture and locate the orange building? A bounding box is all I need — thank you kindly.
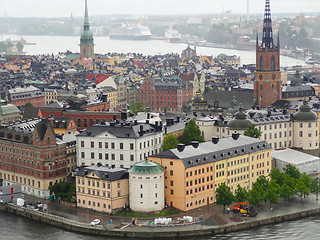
[150,134,272,212]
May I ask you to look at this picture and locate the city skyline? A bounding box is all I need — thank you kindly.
[1,0,320,18]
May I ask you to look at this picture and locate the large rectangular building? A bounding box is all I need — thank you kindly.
[150,134,271,212]
[76,120,163,168]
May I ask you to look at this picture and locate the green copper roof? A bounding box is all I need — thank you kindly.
[0,102,20,117]
[80,0,94,46]
[128,160,165,174]
[294,100,318,122]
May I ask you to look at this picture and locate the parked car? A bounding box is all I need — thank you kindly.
[90,219,101,226]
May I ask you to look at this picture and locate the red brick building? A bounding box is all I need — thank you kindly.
[0,118,67,198]
[8,85,46,108]
[254,1,282,108]
[139,78,193,114]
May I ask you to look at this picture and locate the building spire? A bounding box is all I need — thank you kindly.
[261,0,274,49]
[277,31,280,47]
[84,0,90,29]
[256,32,259,47]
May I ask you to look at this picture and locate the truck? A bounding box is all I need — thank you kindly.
[232,202,249,213]
[240,204,257,217]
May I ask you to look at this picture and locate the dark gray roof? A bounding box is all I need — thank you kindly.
[153,135,271,168]
[203,90,254,110]
[78,122,160,139]
[75,166,128,181]
[282,85,313,93]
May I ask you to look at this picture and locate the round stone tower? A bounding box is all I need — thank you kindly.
[128,159,165,212]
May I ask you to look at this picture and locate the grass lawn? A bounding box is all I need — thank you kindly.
[116,208,179,217]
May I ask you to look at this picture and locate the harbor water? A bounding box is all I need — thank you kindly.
[2,35,305,67]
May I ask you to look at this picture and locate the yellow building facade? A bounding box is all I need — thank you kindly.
[150,134,271,212]
[76,166,129,214]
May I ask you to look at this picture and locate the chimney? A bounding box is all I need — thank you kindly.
[176,116,180,122]
[134,120,138,125]
[212,136,219,144]
[191,141,199,148]
[267,109,271,117]
[232,133,240,140]
[177,144,185,152]
[113,114,117,121]
[249,112,255,118]
[110,122,115,127]
[283,109,287,114]
[147,112,150,119]
[102,94,108,102]
[121,112,127,120]
[146,119,149,124]
[166,118,170,126]
[139,125,144,136]
[97,162,102,167]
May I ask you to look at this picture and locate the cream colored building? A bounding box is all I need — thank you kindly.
[197,101,319,152]
[128,160,165,212]
[44,89,59,105]
[76,166,129,214]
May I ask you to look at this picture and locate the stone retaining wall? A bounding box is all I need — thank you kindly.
[1,203,320,238]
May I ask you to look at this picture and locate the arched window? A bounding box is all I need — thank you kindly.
[271,56,275,71]
[77,118,81,128]
[96,119,100,124]
[83,48,86,55]
[83,119,87,128]
[47,136,51,145]
[90,119,94,127]
[272,84,274,91]
[259,56,264,71]
[260,85,263,91]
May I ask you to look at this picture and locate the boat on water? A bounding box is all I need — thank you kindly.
[165,28,182,43]
[305,54,315,65]
[109,24,152,40]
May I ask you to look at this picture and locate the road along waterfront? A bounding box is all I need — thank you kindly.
[1,195,320,239]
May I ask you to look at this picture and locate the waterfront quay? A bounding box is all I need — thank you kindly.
[1,195,320,238]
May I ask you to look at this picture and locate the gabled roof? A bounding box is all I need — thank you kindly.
[75,166,128,181]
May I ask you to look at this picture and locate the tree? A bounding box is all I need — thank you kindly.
[256,175,269,192]
[16,42,24,52]
[162,133,178,151]
[25,102,33,107]
[269,168,284,186]
[181,120,205,145]
[234,184,248,202]
[283,164,301,180]
[130,101,146,115]
[244,124,262,139]
[310,178,320,200]
[48,181,76,202]
[296,178,308,202]
[265,180,280,206]
[215,183,234,210]
[279,174,296,200]
[248,182,264,205]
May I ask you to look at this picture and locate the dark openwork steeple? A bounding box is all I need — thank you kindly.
[80,0,94,58]
[260,0,275,49]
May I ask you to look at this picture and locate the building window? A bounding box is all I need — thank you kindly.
[112,154,115,160]
[130,143,134,150]
[105,142,108,148]
[170,170,173,176]
[99,142,102,148]
[120,143,123,149]
[170,181,173,186]
[170,161,173,166]
[111,143,115,149]
[141,194,143,198]
[120,154,123,160]
[130,155,134,161]
[91,152,94,159]
[170,190,174,195]
[81,141,84,147]
[299,131,303,137]
[105,153,108,160]
[91,141,94,148]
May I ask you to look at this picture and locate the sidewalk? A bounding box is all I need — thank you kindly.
[23,194,320,229]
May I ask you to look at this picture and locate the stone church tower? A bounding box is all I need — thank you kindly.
[80,0,94,58]
[254,0,281,108]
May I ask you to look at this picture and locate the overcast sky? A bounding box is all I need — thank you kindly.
[2,0,320,18]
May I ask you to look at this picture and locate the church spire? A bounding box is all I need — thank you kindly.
[84,0,90,29]
[261,0,275,49]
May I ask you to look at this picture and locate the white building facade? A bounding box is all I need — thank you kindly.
[77,122,163,168]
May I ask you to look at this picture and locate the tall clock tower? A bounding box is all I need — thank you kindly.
[254,0,281,108]
[80,0,94,58]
